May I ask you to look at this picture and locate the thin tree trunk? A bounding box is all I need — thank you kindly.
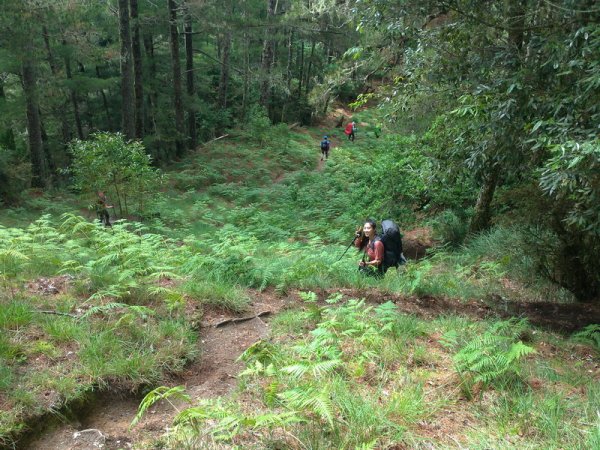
[118,0,135,140]
[469,166,500,234]
[96,66,113,130]
[297,40,304,95]
[305,40,316,96]
[218,31,232,110]
[242,31,249,117]
[286,30,293,92]
[39,112,57,177]
[130,0,144,139]
[259,0,276,108]
[42,26,71,146]
[183,2,197,149]
[64,48,84,140]
[143,33,158,133]
[21,55,48,188]
[168,0,185,156]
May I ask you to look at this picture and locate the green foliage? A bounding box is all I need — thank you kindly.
[571,324,600,352]
[453,319,535,396]
[131,386,191,428]
[68,132,161,217]
[432,209,470,248]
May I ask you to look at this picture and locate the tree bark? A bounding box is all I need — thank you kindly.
[118,0,135,140]
[297,40,304,95]
[305,40,315,96]
[259,0,276,108]
[168,0,185,156]
[63,47,84,140]
[183,2,197,149]
[21,55,48,188]
[130,0,144,139]
[42,26,71,146]
[469,166,500,234]
[142,33,157,133]
[96,66,113,130]
[218,31,232,110]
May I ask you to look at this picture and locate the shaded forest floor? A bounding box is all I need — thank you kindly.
[22,286,600,449]
[2,108,599,448]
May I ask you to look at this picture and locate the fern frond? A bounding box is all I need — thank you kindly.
[131,386,190,428]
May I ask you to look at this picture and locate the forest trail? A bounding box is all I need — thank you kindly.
[24,283,599,449]
[25,291,293,450]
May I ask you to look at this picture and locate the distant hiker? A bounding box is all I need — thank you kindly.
[355,219,384,277]
[320,135,330,161]
[374,122,382,138]
[96,191,113,227]
[345,121,356,142]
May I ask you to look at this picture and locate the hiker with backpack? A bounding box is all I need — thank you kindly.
[345,121,356,142]
[320,135,330,161]
[355,219,385,277]
[354,218,406,277]
[95,191,113,227]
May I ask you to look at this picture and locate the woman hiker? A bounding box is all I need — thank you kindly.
[355,219,384,277]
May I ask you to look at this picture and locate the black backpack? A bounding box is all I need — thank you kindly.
[320,140,330,150]
[374,219,404,273]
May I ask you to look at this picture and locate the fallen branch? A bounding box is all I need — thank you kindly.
[215,310,272,328]
[201,134,230,148]
[288,122,301,130]
[36,310,78,318]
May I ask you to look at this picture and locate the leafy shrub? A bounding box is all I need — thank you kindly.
[68,132,162,217]
[453,319,535,397]
[571,324,600,352]
[432,209,470,247]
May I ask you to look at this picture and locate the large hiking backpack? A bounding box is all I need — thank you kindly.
[375,219,404,272]
[320,139,330,150]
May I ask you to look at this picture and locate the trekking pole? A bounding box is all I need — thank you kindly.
[337,236,358,262]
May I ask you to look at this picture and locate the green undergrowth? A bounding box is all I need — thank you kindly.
[1,117,595,445]
[135,294,599,449]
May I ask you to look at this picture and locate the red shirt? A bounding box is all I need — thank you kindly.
[356,238,384,266]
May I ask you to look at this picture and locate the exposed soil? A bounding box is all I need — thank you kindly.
[22,290,293,450]
[19,273,600,449]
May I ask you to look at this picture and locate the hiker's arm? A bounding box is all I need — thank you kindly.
[367,241,384,266]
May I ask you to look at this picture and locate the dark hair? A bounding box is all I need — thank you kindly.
[357,219,377,252]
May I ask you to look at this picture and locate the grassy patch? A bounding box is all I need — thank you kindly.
[136,295,597,448]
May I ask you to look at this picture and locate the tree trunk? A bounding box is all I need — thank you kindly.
[21,56,48,188]
[118,0,135,140]
[96,66,113,130]
[142,33,158,134]
[218,31,232,110]
[297,40,304,95]
[42,26,71,146]
[286,30,293,92]
[168,0,185,157]
[130,0,144,139]
[259,0,276,108]
[469,166,500,234]
[64,48,84,140]
[305,40,315,96]
[183,2,197,149]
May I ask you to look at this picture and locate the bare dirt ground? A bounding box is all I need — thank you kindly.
[22,283,600,449]
[23,291,293,450]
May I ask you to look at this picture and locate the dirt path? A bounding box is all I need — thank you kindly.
[24,292,292,450]
[22,283,599,449]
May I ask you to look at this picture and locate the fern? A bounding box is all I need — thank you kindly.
[454,319,536,392]
[278,386,335,428]
[131,385,191,428]
[280,358,343,379]
[571,324,600,351]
